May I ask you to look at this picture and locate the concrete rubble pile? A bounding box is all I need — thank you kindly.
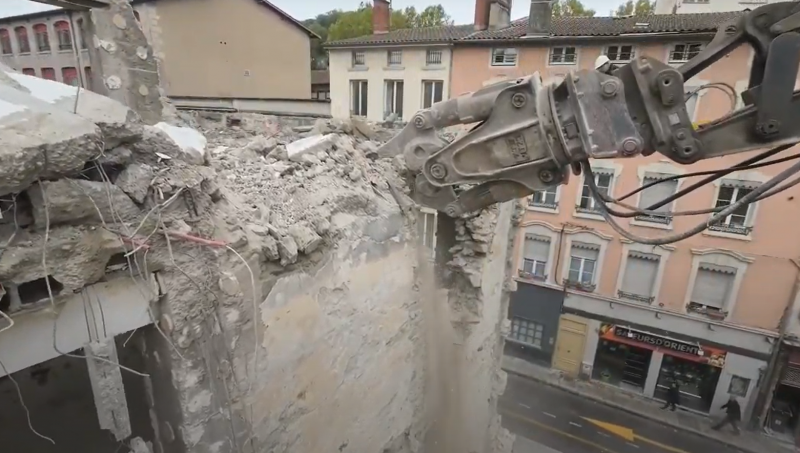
[0,65,514,453]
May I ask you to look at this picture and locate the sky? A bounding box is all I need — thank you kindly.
[0,0,616,22]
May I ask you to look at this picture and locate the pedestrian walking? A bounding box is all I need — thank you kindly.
[661,380,680,411]
[712,396,741,435]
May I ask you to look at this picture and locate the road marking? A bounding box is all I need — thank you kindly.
[597,431,611,438]
[569,422,583,428]
[542,412,556,418]
[518,403,531,409]
[627,442,640,449]
[500,409,622,453]
[581,417,692,453]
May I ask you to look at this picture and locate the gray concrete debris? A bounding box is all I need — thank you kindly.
[277,234,299,266]
[287,134,336,162]
[27,179,142,227]
[288,224,323,254]
[115,163,156,203]
[244,135,278,156]
[98,146,134,167]
[129,437,153,453]
[85,339,132,442]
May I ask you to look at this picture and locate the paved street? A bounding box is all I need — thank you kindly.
[502,374,748,453]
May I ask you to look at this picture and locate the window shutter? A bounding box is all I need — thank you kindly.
[691,266,735,309]
[638,177,678,212]
[620,253,659,299]
[524,235,550,262]
[571,242,599,260]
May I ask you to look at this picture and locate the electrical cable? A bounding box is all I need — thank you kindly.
[0,355,55,444]
[582,157,800,245]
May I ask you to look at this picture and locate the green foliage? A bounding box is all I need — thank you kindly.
[552,0,596,17]
[327,2,452,42]
[303,10,345,70]
[613,0,656,16]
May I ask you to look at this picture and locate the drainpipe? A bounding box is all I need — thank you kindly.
[750,258,800,429]
[554,224,566,290]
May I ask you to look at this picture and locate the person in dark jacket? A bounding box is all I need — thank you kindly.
[661,380,680,411]
[712,396,741,434]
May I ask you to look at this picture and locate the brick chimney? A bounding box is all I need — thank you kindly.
[527,0,552,37]
[373,0,391,35]
[475,0,490,31]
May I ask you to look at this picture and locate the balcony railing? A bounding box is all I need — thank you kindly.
[687,302,727,320]
[529,199,558,210]
[518,269,547,281]
[617,290,655,304]
[633,214,672,225]
[708,223,752,236]
[563,279,596,292]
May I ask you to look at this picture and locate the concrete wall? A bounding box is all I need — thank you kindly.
[328,46,453,122]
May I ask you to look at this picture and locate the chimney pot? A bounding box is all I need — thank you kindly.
[373,0,391,35]
[527,0,552,37]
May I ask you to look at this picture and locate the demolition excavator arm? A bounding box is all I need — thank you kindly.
[379,2,800,244]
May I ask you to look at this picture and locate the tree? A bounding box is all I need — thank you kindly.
[552,0,596,17]
[613,0,656,16]
[327,2,452,43]
[303,10,344,69]
[417,5,453,28]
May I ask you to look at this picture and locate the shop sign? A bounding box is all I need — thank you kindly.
[600,324,727,367]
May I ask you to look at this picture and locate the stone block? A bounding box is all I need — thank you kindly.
[286,134,336,163]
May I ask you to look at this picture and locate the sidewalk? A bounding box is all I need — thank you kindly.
[502,355,792,453]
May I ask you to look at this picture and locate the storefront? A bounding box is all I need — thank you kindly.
[592,324,727,412]
[766,349,800,441]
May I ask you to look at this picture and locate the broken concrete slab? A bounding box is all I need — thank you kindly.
[154,122,208,166]
[288,224,323,254]
[115,163,156,204]
[277,234,299,266]
[85,339,132,441]
[27,179,141,227]
[286,134,336,163]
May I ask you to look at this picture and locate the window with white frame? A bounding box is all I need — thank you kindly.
[605,45,635,63]
[549,46,577,65]
[384,80,404,119]
[669,42,703,63]
[618,252,659,303]
[350,80,368,116]
[387,49,402,66]
[418,208,437,260]
[567,243,599,290]
[426,49,443,66]
[422,80,444,108]
[509,317,544,349]
[635,175,678,225]
[520,234,550,280]
[491,48,518,66]
[529,187,558,210]
[352,50,366,67]
[577,171,613,214]
[688,264,736,318]
[709,181,756,235]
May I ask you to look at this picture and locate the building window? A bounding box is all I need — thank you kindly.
[604,45,634,63]
[530,187,559,210]
[15,26,30,54]
[669,43,703,63]
[33,23,49,52]
[688,264,736,319]
[618,252,659,303]
[426,49,443,66]
[567,243,598,291]
[709,182,755,235]
[520,234,550,280]
[351,51,365,67]
[41,67,56,80]
[510,317,544,349]
[62,67,79,86]
[491,48,518,66]
[84,66,92,89]
[55,21,72,51]
[77,19,88,50]
[422,80,443,108]
[21,68,35,76]
[577,171,613,214]
[387,49,402,66]
[550,46,577,65]
[384,80,404,120]
[418,208,437,260]
[635,175,678,225]
[0,29,11,55]
[350,80,368,117]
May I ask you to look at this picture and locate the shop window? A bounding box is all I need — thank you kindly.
[0,29,12,55]
[509,317,544,349]
[33,23,50,52]
[688,264,736,319]
[577,171,613,215]
[592,338,652,392]
[54,21,72,51]
[41,67,56,81]
[566,242,598,291]
[635,175,678,225]
[618,252,659,303]
[529,187,559,211]
[728,375,750,398]
[520,234,549,280]
[62,67,79,86]
[655,354,721,413]
[15,26,30,54]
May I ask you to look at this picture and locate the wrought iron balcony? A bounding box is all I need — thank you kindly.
[529,199,558,210]
[633,214,672,225]
[563,279,596,292]
[617,290,655,304]
[707,223,752,236]
[518,269,547,281]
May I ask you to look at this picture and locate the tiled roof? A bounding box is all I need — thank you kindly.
[464,12,744,40]
[325,24,475,47]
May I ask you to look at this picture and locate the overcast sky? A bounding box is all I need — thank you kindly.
[0,0,616,22]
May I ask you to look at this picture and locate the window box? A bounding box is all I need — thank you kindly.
[707,223,753,235]
[563,279,596,292]
[617,290,655,304]
[687,302,727,320]
[518,269,547,281]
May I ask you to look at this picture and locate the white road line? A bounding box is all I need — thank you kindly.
[597,431,611,438]
[518,403,531,409]
[627,442,640,449]
[542,412,557,418]
[569,422,583,428]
